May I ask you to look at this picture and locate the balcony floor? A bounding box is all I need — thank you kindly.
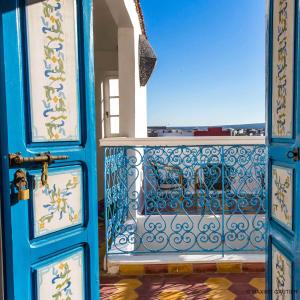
[99,205,265,299]
[100,272,265,300]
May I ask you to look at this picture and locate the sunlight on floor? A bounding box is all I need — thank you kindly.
[100,274,265,300]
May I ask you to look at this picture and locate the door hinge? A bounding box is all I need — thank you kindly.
[287,147,300,161]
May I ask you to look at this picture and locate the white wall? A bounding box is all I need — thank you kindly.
[118,28,135,137]
[94,0,119,201]
[94,0,149,201]
[94,51,118,73]
[106,0,148,138]
[124,0,147,138]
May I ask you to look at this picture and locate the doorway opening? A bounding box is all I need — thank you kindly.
[93,2,266,297]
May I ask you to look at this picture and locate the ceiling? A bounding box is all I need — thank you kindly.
[93,0,118,51]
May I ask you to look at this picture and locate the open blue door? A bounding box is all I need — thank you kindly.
[0,0,99,299]
[267,0,300,298]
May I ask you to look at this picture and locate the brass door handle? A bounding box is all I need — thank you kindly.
[9,152,69,167]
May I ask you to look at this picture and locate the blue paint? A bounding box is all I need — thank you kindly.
[266,0,300,298]
[105,145,266,255]
[0,0,99,299]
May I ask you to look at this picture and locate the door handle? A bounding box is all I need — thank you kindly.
[287,147,300,161]
[8,152,68,167]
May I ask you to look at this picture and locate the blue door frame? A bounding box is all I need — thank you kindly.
[0,0,99,299]
[267,0,300,298]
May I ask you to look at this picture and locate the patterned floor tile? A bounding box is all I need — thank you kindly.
[249,278,265,291]
[235,295,257,300]
[116,279,143,290]
[248,278,265,300]
[226,273,256,283]
[100,273,265,300]
[206,289,236,300]
[109,279,142,300]
[204,277,232,289]
[229,282,255,295]
[159,290,188,300]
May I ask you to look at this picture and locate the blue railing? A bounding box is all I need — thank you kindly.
[104,142,266,255]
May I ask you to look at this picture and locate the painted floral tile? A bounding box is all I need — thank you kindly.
[272,0,295,138]
[33,166,83,237]
[37,250,84,299]
[271,166,293,230]
[26,0,79,142]
[272,245,292,300]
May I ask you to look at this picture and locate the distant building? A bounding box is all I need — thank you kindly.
[148,124,265,137]
[193,127,231,136]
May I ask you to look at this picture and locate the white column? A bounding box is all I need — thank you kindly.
[118,28,135,137]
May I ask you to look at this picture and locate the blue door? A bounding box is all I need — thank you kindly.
[0,0,99,299]
[267,0,300,298]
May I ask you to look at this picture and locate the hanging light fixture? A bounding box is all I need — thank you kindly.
[139,34,157,86]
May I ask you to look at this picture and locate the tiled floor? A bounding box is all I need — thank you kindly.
[100,273,265,300]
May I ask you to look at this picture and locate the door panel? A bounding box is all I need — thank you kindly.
[271,241,293,300]
[0,0,99,299]
[271,0,295,139]
[267,0,300,298]
[26,0,80,142]
[35,248,85,299]
[31,165,83,238]
[271,164,294,231]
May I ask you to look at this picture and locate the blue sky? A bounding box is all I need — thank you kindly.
[140,0,265,126]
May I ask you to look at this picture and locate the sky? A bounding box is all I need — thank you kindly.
[140,0,265,127]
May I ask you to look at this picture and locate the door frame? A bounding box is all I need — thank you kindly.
[0,0,99,298]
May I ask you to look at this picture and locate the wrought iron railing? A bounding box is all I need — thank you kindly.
[103,138,266,255]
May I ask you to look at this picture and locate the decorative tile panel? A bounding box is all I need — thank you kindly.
[272,245,292,300]
[272,0,295,138]
[26,0,79,142]
[33,166,83,237]
[37,250,84,299]
[271,166,293,230]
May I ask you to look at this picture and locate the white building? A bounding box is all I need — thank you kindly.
[94,0,156,201]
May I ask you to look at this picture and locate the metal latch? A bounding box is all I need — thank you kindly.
[8,152,68,166]
[8,152,69,186]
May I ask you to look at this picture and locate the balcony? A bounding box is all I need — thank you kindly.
[101,137,266,256]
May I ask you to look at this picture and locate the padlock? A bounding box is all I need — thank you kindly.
[18,187,30,201]
[14,169,30,201]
